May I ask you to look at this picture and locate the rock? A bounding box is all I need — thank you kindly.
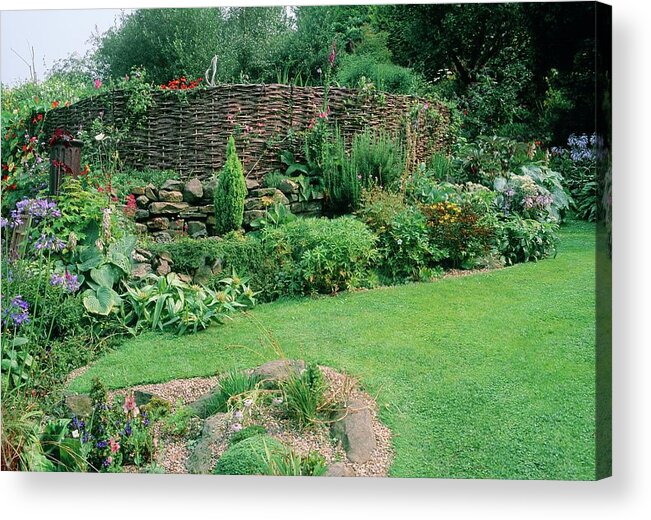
[206,216,217,226]
[183,178,204,203]
[245,198,265,211]
[198,205,214,214]
[65,394,93,418]
[135,209,150,220]
[290,202,304,213]
[289,194,299,203]
[156,260,171,276]
[131,251,149,263]
[178,211,206,219]
[211,258,222,275]
[131,186,146,196]
[187,413,230,474]
[271,191,290,206]
[303,201,323,213]
[245,178,260,190]
[187,221,207,238]
[145,184,158,201]
[243,210,266,226]
[249,187,278,198]
[149,201,190,214]
[136,195,150,209]
[168,219,185,230]
[330,398,376,464]
[133,390,156,407]
[277,178,299,194]
[203,179,217,200]
[135,223,148,234]
[251,359,306,388]
[158,190,184,202]
[188,387,223,419]
[324,462,355,477]
[160,179,184,192]
[148,217,170,230]
[178,273,193,284]
[157,251,173,264]
[132,262,153,279]
[135,248,153,260]
[152,231,173,243]
[193,263,214,285]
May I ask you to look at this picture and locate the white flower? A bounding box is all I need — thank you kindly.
[71,430,79,438]
[243,398,253,408]
[233,410,243,421]
[94,133,106,141]
[231,423,242,432]
[272,397,283,406]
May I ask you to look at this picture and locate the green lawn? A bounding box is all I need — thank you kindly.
[69,221,597,479]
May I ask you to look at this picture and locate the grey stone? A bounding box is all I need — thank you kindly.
[183,178,204,203]
[290,202,304,213]
[277,178,299,194]
[187,387,223,419]
[156,260,171,276]
[135,248,153,260]
[160,179,184,192]
[158,190,184,202]
[198,205,214,214]
[153,231,173,243]
[272,190,290,206]
[134,390,156,407]
[134,223,148,234]
[136,195,150,208]
[145,184,158,201]
[289,193,299,203]
[149,201,190,214]
[148,217,170,230]
[157,251,173,264]
[135,209,150,220]
[304,201,323,213]
[168,219,185,230]
[251,359,306,388]
[187,221,207,238]
[249,187,278,198]
[324,462,355,477]
[178,211,206,219]
[203,179,217,200]
[330,398,376,464]
[245,198,265,211]
[243,210,266,226]
[187,413,230,474]
[131,186,146,196]
[132,262,153,279]
[131,251,149,263]
[245,178,260,190]
[65,394,93,418]
[193,263,214,285]
[178,273,193,284]
[211,258,222,275]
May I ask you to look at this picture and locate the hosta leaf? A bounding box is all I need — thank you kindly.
[90,264,117,288]
[76,246,103,271]
[83,287,121,316]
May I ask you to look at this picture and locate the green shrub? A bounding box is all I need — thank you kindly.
[282,363,327,429]
[261,446,328,476]
[350,129,404,191]
[323,127,360,215]
[262,171,287,189]
[214,136,247,235]
[121,271,256,336]
[163,404,203,438]
[198,370,262,417]
[110,169,179,198]
[495,215,559,265]
[213,434,286,475]
[337,54,421,95]
[229,425,267,445]
[262,217,378,295]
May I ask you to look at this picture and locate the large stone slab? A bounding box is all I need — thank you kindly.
[330,398,376,464]
[187,413,230,474]
[149,201,190,214]
[251,359,306,388]
[183,178,204,203]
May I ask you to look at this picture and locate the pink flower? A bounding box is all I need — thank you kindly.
[423,102,429,110]
[94,78,102,89]
[123,391,140,417]
[109,437,120,454]
[329,43,336,66]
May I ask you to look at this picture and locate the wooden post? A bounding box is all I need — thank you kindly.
[49,138,83,195]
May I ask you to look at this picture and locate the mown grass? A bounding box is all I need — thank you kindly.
[69,221,597,479]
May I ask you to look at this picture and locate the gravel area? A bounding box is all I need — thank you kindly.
[109,366,393,477]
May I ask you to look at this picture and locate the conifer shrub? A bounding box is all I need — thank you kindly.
[214,136,247,235]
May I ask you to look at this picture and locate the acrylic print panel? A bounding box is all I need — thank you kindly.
[0,1,611,480]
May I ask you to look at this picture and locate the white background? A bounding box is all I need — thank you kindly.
[1,1,649,519]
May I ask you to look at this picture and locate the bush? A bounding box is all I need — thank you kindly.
[337,54,422,95]
[213,434,286,475]
[214,136,247,235]
[495,215,559,265]
[196,370,262,417]
[323,128,360,214]
[282,363,327,428]
[350,129,404,191]
[357,188,442,282]
[229,425,266,445]
[262,216,378,295]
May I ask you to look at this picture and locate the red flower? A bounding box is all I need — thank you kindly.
[51,100,59,108]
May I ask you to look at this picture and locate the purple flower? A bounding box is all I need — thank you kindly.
[0,217,7,228]
[231,423,243,432]
[96,440,108,449]
[34,234,66,252]
[50,273,65,287]
[123,421,132,437]
[2,295,30,328]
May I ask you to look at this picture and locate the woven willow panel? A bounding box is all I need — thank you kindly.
[41,84,451,181]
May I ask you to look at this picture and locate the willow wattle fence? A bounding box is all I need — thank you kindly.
[41,84,452,181]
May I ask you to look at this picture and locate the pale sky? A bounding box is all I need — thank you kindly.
[0,8,131,85]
